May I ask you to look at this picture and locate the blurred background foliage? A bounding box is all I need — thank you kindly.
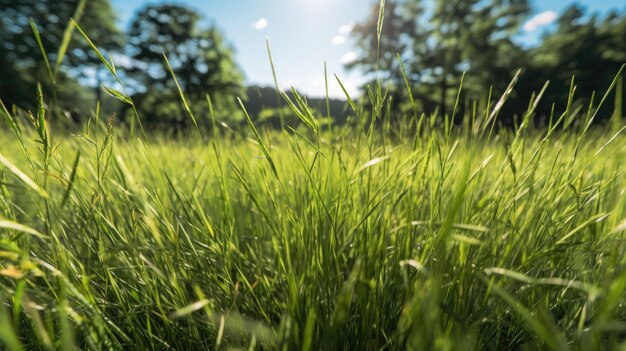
[350,0,626,125]
[0,0,625,131]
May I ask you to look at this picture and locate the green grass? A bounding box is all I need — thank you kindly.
[1,80,626,350]
[1,10,625,348]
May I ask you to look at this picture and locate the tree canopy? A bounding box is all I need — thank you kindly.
[126,4,245,128]
[349,0,625,124]
[0,0,123,114]
[1,0,624,130]
[350,0,530,116]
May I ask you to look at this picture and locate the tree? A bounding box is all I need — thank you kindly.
[349,0,530,117]
[431,0,529,115]
[522,5,626,122]
[0,0,123,114]
[349,0,433,113]
[126,4,245,129]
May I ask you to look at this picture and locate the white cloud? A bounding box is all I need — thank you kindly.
[340,51,358,65]
[332,35,346,45]
[523,11,557,32]
[338,23,354,34]
[252,18,268,30]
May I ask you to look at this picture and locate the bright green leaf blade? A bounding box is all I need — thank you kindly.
[0,153,48,198]
[0,220,47,239]
[54,0,87,78]
[170,299,210,319]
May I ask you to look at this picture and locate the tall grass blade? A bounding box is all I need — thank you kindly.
[29,19,55,85]
[237,98,279,179]
[0,220,47,239]
[163,53,199,133]
[0,154,48,198]
[266,38,285,129]
[54,0,87,78]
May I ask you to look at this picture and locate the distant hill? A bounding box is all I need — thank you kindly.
[245,85,351,127]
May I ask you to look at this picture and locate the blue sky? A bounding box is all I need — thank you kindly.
[109,0,626,98]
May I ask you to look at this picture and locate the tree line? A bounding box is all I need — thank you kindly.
[1,0,625,130]
[350,0,626,125]
[0,0,248,130]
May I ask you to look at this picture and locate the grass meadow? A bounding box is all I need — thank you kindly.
[1,81,626,350]
[1,15,626,351]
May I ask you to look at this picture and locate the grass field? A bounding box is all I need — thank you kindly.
[1,75,626,350]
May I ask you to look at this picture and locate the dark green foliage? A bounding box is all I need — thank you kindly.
[350,0,530,117]
[0,0,123,115]
[246,86,351,128]
[350,0,626,125]
[126,4,245,128]
[512,5,626,123]
[349,0,434,113]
